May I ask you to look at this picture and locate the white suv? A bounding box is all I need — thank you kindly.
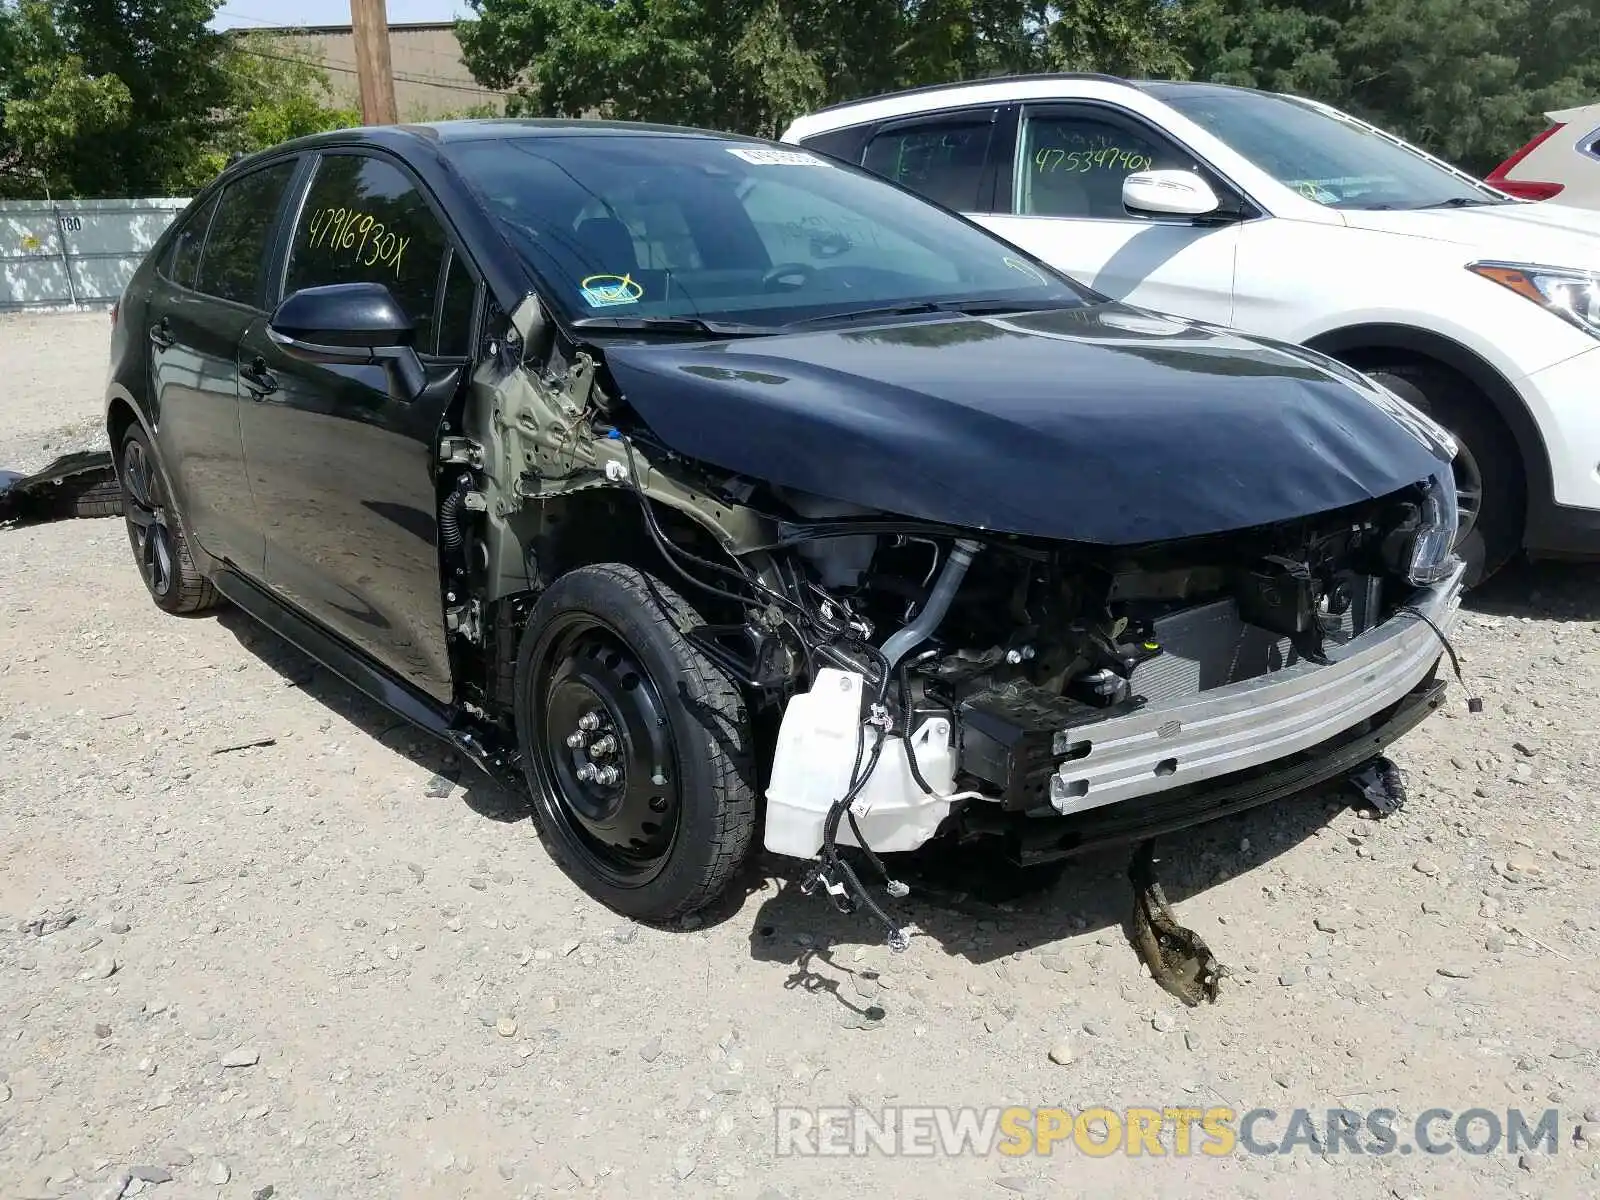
[783,75,1600,583]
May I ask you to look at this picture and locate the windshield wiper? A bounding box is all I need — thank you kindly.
[568,315,774,337]
[1415,197,1508,209]
[782,296,1075,329]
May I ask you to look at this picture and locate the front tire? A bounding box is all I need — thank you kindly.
[514,564,756,921]
[1367,365,1522,586]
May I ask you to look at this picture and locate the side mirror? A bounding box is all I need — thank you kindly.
[1122,169,1223,219]
[268,282,424,398]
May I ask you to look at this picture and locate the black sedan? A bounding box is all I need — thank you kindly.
[106,119,1464,942]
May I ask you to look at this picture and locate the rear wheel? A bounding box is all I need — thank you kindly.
[514,564,756,921]
[1365,364,1522,586]
[118,424,220,614]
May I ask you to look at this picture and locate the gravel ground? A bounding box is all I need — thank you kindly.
[4,311,1600,1199]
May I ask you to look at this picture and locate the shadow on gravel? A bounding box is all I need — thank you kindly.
[1466,557,1600,622]
[214,607,528,824]
[745,781,1353,1009]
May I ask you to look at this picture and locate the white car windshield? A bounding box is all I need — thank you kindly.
[1145,83,1511,211]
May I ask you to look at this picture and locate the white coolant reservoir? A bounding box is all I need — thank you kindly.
[764,667,958,859]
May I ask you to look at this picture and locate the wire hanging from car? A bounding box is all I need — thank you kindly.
[1398,603,1483,712]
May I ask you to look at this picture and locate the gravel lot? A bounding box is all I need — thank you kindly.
[4,311,1600,1199]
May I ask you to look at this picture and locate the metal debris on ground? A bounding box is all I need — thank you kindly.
[1347,754,1407,816]
[210,737,278,756]
[1128,838,1225,1007]
[0,449,122,525]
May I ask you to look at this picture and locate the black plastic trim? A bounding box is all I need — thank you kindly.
[210,568,514,780]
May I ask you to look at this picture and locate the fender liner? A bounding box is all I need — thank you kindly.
[1303,323,1554,551]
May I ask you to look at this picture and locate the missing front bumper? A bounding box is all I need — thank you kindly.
[998,672,1448,866]
[1045,562,1465,816]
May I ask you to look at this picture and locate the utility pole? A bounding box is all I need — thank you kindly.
[350,0,399,126]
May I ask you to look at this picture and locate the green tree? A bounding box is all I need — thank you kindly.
[457,0,1197,138]
[209,32,361,173]
[0,1,131,196]
[1184,0,1600,174]
[1,3,364,198]
[0,0,229,196]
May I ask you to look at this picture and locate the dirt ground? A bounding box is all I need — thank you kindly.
[4,311,1600,1199]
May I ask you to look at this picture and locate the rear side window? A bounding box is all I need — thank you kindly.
[196,161,297,307]
[862,118,993,211]
[285,153,457,354]
[1017,109,1200,219]
[164,194,218,289]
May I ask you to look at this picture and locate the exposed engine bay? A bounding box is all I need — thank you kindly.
[433,297,1467,958]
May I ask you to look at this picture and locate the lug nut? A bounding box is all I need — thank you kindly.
[565,731,588,749]
[577,711,602,732]
[588,733,617,758]
[575,763,599,782]
[595,765,620,787]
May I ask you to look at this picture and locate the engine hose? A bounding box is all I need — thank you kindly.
[439,477,470,554]
[897,657,939,797]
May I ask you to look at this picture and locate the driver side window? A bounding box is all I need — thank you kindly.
[285,153,464,355]
[1017,108,1202,220]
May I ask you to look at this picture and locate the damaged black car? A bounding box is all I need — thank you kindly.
[105,120,1466,944]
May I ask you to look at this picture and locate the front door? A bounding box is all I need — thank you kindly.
[976,103,1241,327]
[147,160,298,571]
[237,150,480,701]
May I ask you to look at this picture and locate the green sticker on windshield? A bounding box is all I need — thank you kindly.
[580,273,643,307]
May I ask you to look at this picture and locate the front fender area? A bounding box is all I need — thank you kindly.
[1303,322,1554,547]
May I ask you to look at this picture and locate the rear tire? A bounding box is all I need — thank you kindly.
[514,564,756,921]
[117,424,220,615]
[1365,364,1522,586]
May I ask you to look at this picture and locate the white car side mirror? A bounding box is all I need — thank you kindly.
[1122,169,1222,218]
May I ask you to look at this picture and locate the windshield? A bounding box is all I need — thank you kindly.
[1149,84,1508,211]
[444,134,1090,327]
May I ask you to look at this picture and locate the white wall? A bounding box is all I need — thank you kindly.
[1,198,189,312]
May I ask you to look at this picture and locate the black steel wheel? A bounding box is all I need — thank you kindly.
[118,424,219,614]
[514,564,755,920]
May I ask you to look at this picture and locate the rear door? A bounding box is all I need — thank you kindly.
[976,102,1242,325]
[236,149,480,700]
[857,108,1006,215]
[147,158,299,573]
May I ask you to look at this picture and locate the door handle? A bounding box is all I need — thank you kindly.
[240,357,279,398]
[149,318,174,350]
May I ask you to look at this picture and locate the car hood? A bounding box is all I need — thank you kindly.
[600,305,1450,546]
[1339,201,1600,268]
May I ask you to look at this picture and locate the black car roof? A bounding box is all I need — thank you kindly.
[257,117,767,158]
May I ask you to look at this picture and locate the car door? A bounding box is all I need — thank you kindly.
[975,103,1242,326]
[236,149,480,701]
[146,159,298,572]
